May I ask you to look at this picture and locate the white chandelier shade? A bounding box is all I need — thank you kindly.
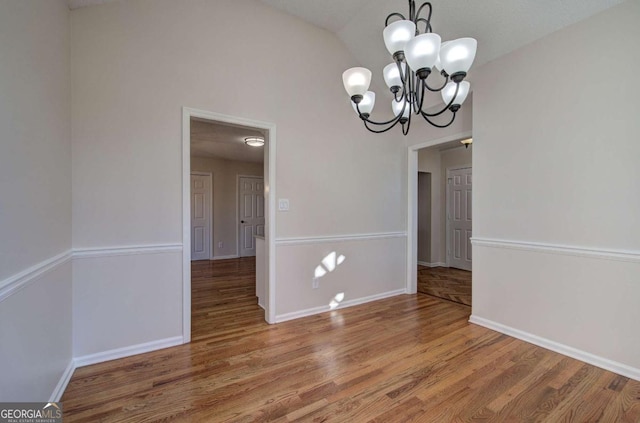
[382,20,416,56]
[342,67,372,97]
[351,91,376,115]
[392,100,410,120]
[439,38,477,76]
[405,33,441,72]
[342,1,477,135]
[383,62,406,89]
[441,81,470,106]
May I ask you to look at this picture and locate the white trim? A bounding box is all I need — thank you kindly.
[190,171,214,260]
[417,261,447,268]
[471,237,640,263]
[74,336,184,368]
[182,107,278,332]
[182,109,192,342]
[73,244,183,259]
[211,254,240,261]
[275,232,407,246]
[407,131,473,295]
[275,289,406,323]
[0,250,72,302]
[50,360,75,402]
[469,315,640,382]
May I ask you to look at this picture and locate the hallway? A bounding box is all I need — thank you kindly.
[418,265,472,306]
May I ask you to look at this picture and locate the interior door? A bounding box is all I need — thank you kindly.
[191,173,211,261]
[448,167,472,271]
[239,176,265,257]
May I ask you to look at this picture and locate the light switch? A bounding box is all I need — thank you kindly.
[278,199,290,211]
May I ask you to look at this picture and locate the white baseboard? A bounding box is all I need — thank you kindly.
[74,336,184,368]
[275,289,406,323]
[211,255,240,261]
[469,315,640,381]
[50,359,76,402]
[417,261,447,268]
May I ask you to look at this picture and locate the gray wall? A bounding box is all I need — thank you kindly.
[0,0,72,400]
[472,0,640,370]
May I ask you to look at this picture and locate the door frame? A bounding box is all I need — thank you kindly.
[190,171,213,260]
[406,130,472,294]
[445,165,472,268]
[182,107,277,343]
[237,175,264,258]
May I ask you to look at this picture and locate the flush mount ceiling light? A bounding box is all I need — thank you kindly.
[460,137,473,148]
[342,1,477,135]
[244,137,264,147]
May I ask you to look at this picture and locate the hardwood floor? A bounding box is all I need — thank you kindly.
[62,258,640,422]
[418,265,472,306]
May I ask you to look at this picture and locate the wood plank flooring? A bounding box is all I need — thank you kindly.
[418,265,472,306]
[61,258,640,422]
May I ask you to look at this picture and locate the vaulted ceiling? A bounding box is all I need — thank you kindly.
[67,0,625,155]
[68,0,625,92]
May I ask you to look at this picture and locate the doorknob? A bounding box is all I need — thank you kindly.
[241,220,245,223]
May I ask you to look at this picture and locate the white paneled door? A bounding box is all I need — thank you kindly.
[239,176,265,257]
[191,173,211,261]
[447,167,472,271]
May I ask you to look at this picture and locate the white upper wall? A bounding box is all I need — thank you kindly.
[0,0,72,401]
[0,0,71,278]
[473,0,640,250]
[71,0,406,249]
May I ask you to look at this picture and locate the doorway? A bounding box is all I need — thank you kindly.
[182,108,276,343]
[408,133,472,307]
[416,143,472,305]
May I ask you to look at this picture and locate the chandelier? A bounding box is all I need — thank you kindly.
[342,1,477,135]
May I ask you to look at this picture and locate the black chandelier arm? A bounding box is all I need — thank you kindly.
[385,12,406,26]
[415,18,432,33]
[421,82,459,117]
[424,75,448,92]
[401,115,412,135]
[414,77,427,113]
[363,117,405,134]
[420,110,457,128]
[396,59,410,88]
[356,102,406,126]
[415,2,433,32]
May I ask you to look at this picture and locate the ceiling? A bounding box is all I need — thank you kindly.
[260,0,624,76]
[68,0,625,98]
[190,119,265,163]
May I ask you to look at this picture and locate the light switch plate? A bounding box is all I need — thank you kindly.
[278,199,290,211]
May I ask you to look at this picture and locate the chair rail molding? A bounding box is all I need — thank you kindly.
[0,250,72,302]
[471,237,640,263]
[73,244,183,259]
[275,232,407,246]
